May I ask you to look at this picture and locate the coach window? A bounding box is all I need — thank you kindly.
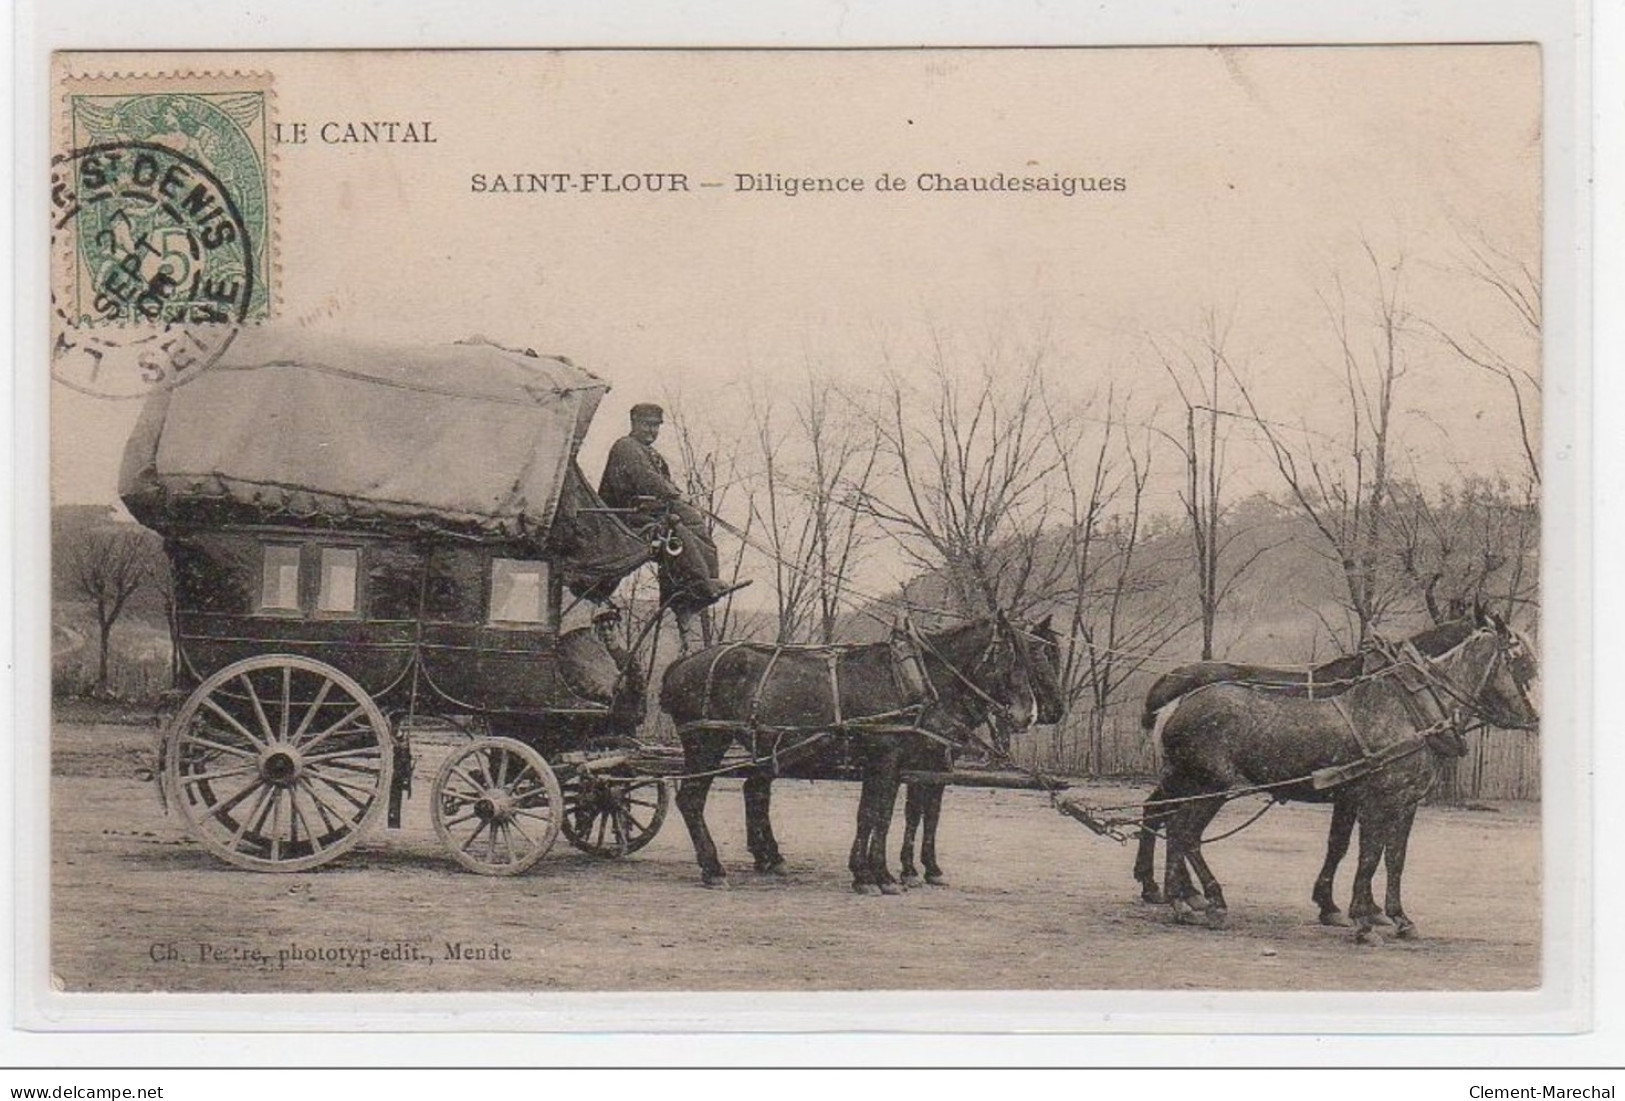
[316,546,361,615]
[259,544,302,612]
[489,558,549,625]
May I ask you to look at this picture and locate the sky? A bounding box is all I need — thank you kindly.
[51,46,1542,554]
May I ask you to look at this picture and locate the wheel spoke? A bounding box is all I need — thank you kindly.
[298,704,370,754]
[201,698,270,752]
[303,745,384,766]
[297,777,347,834]
[312,772,376,811]
[288,678,335,746]
[178,732,257,759]
[445,765,488,797]
[180,763,259,787]
[208,773,268,818]
[507,814,537,852]
[280,665,292,742]
[512,786,556,810]
[460,817,491,853]
[228,785,273,849]
[287,787,318,851]
[268,788,284,860]
[238,673,277,746]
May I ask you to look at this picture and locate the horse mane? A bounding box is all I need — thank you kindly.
[1404,616,1477,658]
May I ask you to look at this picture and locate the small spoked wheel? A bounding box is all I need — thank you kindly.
[163,655,393,872]
[561,769,671,858]
[432,738,563,875]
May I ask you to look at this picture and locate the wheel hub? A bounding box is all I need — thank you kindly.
[474,792,515,824]
[260,748,303,787]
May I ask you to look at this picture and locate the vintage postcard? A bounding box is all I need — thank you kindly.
[36,45,1568,1024]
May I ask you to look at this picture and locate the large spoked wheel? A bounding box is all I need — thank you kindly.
[432,738,563,876]
[163,655,394,872]
[561,768,671,858]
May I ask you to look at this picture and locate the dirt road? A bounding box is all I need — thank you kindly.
[50,722,1540,993]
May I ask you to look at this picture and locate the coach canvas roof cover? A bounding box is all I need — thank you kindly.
[119,328,630,554]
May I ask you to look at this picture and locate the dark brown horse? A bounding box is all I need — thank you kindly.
[1133,617,1478,922]
[660,615,1057,893]
[898,617,1066,887]
[1152,607,1536,938]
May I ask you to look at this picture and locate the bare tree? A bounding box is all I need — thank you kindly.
[1388,475,1539,626]
[1049,412,1194,772]
[66,526,151,695]
[1425,227,1542,487]
[792,372,880,643]
[659,393,756,641]
[848,338,1067,619]
[1149,313,1279,659]
[746,391,818,642]
[1233,243,1413,647]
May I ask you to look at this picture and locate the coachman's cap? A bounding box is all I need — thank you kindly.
[630,403,665,423]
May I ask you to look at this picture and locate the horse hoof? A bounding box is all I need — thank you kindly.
[1320,911,1352,928]
[1186,894,1211,912]
[755,861,789,877]
[701,874,730,890]
[1370,912,1394,927]
[880,882,905,896]
[1394,921,1418,940]
[1141,886,1165,904]
[1171,899,1199,925]
[901,873,923,888]
[853,883,882,897]
[924,873,948,887]
[1206,908,1228,930]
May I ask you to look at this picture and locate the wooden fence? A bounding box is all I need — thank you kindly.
[1009,708,1541,803]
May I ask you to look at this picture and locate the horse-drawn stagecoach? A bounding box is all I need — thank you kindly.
[128,331,676,875]
[124,329,1536,931]
[129,330,1061,888]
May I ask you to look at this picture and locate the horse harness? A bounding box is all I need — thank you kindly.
[677,621,1020,770]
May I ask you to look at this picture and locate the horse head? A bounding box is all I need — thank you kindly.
[1473,605,1540,730]
[1432,604,1540,734]
[1018,613,1067,726]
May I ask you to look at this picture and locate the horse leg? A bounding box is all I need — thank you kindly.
[1134,782,1170,903]
[865,745,908,895]
[918,782,947,886]
[742,769,786,875]
[674,734,731,888]
[1164,797,1223,926]
[1314,795,1357,926]
[1348,804,1387,942]
[899,783,924,888]
[1177,798,1230,928]
[1382,803,1421,939]
[849,766,885,895]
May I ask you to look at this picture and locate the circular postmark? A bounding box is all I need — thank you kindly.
[50,141,255,398]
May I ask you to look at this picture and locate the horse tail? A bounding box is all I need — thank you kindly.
[1148,697,1184,744]
[1142,675,1178,731]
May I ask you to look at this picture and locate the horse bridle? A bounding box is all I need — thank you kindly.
[1380,629,1538,737]
[910,617,1035,753]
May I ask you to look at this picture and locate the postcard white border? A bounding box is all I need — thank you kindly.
[5,0,1610,1068]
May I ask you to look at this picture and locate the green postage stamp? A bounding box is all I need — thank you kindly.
[51,69,274,394]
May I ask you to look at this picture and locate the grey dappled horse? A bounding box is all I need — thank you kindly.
[1133,617,1480,923]
[1151,607,1537,939]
